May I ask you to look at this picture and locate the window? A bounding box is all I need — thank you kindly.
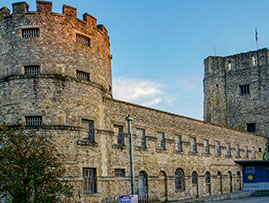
[228,61,232,70]
[205,172,210,184]
[192,171,198,184]
[247,123,256,132]
[76,70,90,81]
[114,125,124,145]
[191,137,197,153]
[252,56,256,65]
[115,169,125,177]
[236,144,240,157]
[175,168,184,191]
[24,66,40,75]
[25,116,42,126]
[252,146,256,158]
[21,28,40,38]
[216,141,221,155]
[136,128,146,148]
[227,143,231,156]
[83,168,96,193]
[244,146,248,158]
[204,139,209,154]
[82,119,94,142]
[240,85,250,95]
[177,135,182,152]
[76,34,91,47]
[157,132,166,150]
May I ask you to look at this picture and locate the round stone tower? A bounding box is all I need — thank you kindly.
[0,1,112,125]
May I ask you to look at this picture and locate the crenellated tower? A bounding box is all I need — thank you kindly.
[0,1,112,125]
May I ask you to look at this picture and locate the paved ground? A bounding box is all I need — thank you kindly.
[210,196,269,203]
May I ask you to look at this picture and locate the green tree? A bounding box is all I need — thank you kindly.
[0,124,73,203]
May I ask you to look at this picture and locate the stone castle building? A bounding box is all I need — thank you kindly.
[204,48,269,136]
[0,1,267,202]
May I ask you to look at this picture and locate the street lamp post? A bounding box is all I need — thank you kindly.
[126,115,135,195]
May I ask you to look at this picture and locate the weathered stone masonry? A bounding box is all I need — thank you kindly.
[204,48,269,136]
[0,1,267,202]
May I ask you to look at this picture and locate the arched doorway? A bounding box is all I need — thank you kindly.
[205,171,211,196]
[138,171,148,200]
[159,171,168,201]
[217,171,222,194]
[192,171,199,198]
[228,171,233,192]
[237,171,241,191]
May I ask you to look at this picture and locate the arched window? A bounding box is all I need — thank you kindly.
[175,168,184,191]
[205,172,210,184]
[192,171,198,184]
[217,171,222,193]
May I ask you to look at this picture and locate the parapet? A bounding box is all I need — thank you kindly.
[0,1,108,37]
[204,48,269,74]
[36,1,52,13]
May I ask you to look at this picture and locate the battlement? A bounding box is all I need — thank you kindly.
[0,1,108,36]
[204,48,269,74]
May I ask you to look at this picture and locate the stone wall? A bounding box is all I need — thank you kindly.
[0,1,268,203]
[204,48,269,136]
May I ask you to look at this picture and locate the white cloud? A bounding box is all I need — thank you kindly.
[113,77,164,107]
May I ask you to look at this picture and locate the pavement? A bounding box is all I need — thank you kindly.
[210,196,269,203]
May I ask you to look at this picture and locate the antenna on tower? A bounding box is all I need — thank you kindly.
[255,27,259,50]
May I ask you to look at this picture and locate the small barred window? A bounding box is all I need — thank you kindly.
[22,28,40,38]
[76,34,91,47]
[115,169,125,177]
[76,70,90,81]
[25,116,42,126]
[24,66,40,75]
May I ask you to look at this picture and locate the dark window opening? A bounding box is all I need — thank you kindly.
[204,139,209,154]
[192,137,197,153]
[76,70,90,81]
[216,141,221,155]
[115,169,125,177]
[137,128,146,148]
[259,148,262,153]
[157,132,166,150]
[175,168,184,191]
[247,123,256,132]
[22,28,40,38]
[114,125,124,145]
[192,171,198,184]
[82,119,94,142]
[25,116,42,126]
[240,85,250,95]
[24,66,40,75]
[177,135,182,152]
[76,34,91,47]
[83,168,97,193]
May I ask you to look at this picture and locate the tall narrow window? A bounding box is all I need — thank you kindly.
[76,34,91,47]
[21,28,40,38]
[228,61,232,70]
[244,146,248,158]
[216,141,221,155]
[157,132,166,150]
[192,171,198,184]
[240,85,250,95]
[204,139,209,154]
[227,143,231,156]
[136,128,146,148]
[76,70,90,81]
[175,168,184,191]
[82,119,94,142]
[236,144,240,157]
[25,116,42,126]
[177,135,182,152]
[247,123,256,132]
[83,168,96,193]
[24,66,40,75]
[114,125,124,145]
[191,137,197,153]
[252,56,256,65]
[252,146,256,158]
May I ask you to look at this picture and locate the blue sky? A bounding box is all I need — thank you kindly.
[1,0,269,120]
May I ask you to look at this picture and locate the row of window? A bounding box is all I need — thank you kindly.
[227,55,257,71]
[82,167,242,193]
[25,116,259,158]
[12,65,90,82]
[21,28,91,47]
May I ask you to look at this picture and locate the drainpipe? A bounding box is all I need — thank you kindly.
[126,115,135,195]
